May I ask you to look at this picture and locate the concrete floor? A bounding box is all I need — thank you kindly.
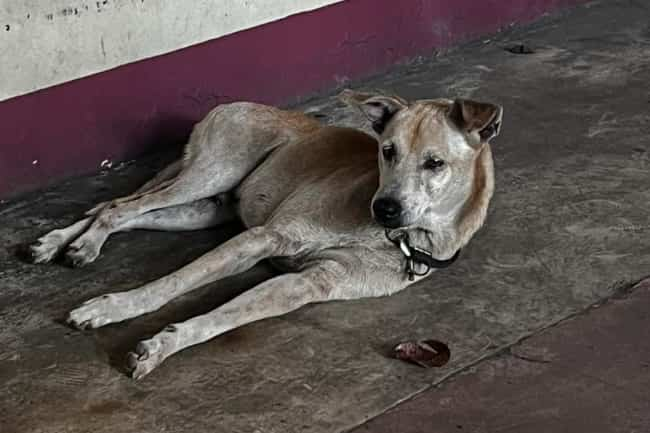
[1,1,650,432]
[355,278,650,433]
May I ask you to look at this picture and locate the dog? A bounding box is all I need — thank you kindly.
[27,90,503,379]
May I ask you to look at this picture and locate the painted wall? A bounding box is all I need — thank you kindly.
[0,0,343,101]
[0,0,588,199]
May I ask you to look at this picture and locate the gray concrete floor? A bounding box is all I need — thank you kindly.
[355,278,650,433]
[1,1,650,432]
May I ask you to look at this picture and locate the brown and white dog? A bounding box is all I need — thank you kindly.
[27,90,503,379]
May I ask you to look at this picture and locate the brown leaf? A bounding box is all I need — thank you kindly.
[393,339,451,368]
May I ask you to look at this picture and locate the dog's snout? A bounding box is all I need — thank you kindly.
[372,198,403,227]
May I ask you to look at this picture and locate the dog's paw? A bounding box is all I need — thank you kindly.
[67,294,129,329]
[25,235,65,264]
[126,333,174,380]
[64,240,100,267]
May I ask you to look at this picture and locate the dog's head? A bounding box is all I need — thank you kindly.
[339,89,502,255]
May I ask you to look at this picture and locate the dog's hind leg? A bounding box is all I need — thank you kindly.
[27,159,185,264]
[27,196,233,264]
[86,159,183,217]
[64,169,238,266]
[63,103,314,267]
[131,160,183,197]
[67,226,297,329]
[118,196,236,232]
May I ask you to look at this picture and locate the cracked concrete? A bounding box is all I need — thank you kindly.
[1,1,650,432]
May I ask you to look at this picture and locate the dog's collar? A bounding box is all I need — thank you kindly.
[385,229,460,281]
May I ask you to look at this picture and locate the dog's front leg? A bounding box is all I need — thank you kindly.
[67,227,296,329]
[126,267,331,379]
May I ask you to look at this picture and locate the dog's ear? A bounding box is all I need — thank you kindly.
[448,99,503,144]
[338,89,407,134]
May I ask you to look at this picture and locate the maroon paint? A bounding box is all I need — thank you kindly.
[0,0,586,198]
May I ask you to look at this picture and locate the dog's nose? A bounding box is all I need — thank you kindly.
[373,198,403,227]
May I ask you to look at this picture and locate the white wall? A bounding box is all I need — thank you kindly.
[0,0,343,102]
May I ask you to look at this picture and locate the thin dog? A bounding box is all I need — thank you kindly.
[27,90,503,379]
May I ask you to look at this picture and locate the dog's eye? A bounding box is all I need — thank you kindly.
[382,144,396,161]
[424,158,445,171]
